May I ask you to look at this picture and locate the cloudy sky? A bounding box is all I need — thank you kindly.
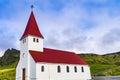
[0,0,120,56]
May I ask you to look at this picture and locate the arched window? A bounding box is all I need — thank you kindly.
[57,66,61,73]
[81,66,84,72]
[74,66,77,72]
[66,66,69,72]
[41,66,44,72]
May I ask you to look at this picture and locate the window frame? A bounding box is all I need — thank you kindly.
[81,66,84,72]
[33,38,35,42]
[41,66,44,72]
[57,65,61,73]
[66,66,69,73]
[74,66,77,72]
[37,38,39,43]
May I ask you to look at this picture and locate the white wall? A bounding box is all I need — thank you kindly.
[36,63,49,80]
[16,35,43,80]
[16,51,29,80]
[16,61,22,80]
[27,36,43,52]
[20,36,43,52]
[29,54,36,80]
[36,63,91,80]
[16,51,36,80]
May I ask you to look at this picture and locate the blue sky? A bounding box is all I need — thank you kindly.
[1,0,120,56]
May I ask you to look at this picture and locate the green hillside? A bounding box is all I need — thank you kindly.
[79,52,120,76]
[1,48,120,79]
[0,68,15,80]
[0,48,20,80]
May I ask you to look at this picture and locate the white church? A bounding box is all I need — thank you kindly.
[16,11,91,80]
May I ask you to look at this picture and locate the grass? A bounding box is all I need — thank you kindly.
[0,61,18,70]
[90,64,116,75]
[0,68,15,80]
[100,66,120,76]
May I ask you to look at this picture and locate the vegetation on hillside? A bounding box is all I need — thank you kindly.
[79,52,120,76]
[0,48,19,80]
[0,68,15,80]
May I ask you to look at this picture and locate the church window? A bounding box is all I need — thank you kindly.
[23,39,25,44]
[23,40,24,44]
[33,38,35,42]
[57,66,61,73]
[37,38,39,43]
[74,66,77,72]
[81,67,84,72]
[23,38,26,44]
[41,66,44,72]
[24,38,26,42]
[66,66,69,72]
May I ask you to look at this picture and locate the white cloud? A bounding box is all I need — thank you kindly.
[1,0,120,56]
[37,1,120,54]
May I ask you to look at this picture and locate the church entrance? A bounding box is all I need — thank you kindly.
[22,68,26,80]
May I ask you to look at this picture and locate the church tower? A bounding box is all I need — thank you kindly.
[17,11,44,80]
[20,11,44,54]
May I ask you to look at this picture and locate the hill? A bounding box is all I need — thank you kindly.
[1,48,120,79]
[79,52,120,76]
[0,48,20,80]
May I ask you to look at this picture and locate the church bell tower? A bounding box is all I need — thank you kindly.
[20,11,44,53]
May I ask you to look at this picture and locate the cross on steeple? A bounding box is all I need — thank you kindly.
[31,5,34,11]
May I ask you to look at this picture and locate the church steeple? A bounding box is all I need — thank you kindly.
[20,11,44,40]
[20,11,44,52]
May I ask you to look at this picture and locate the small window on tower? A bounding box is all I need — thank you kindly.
[24,38,26,42]
[23,40,24,44]
[37,38,39,43]
[23,39,26,44]
[33,38,35,42]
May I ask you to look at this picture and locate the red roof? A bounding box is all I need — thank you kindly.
[20,11,44,40]
[29,48,87,65]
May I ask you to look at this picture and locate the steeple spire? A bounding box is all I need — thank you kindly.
[20,11,44,40]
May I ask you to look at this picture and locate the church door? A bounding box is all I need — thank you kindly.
[22,68,26,80]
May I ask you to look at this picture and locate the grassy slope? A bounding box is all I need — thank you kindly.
[79,52,120,76]
[0,68,15,80]
[0,48,19,80]
[0,61,17,80]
